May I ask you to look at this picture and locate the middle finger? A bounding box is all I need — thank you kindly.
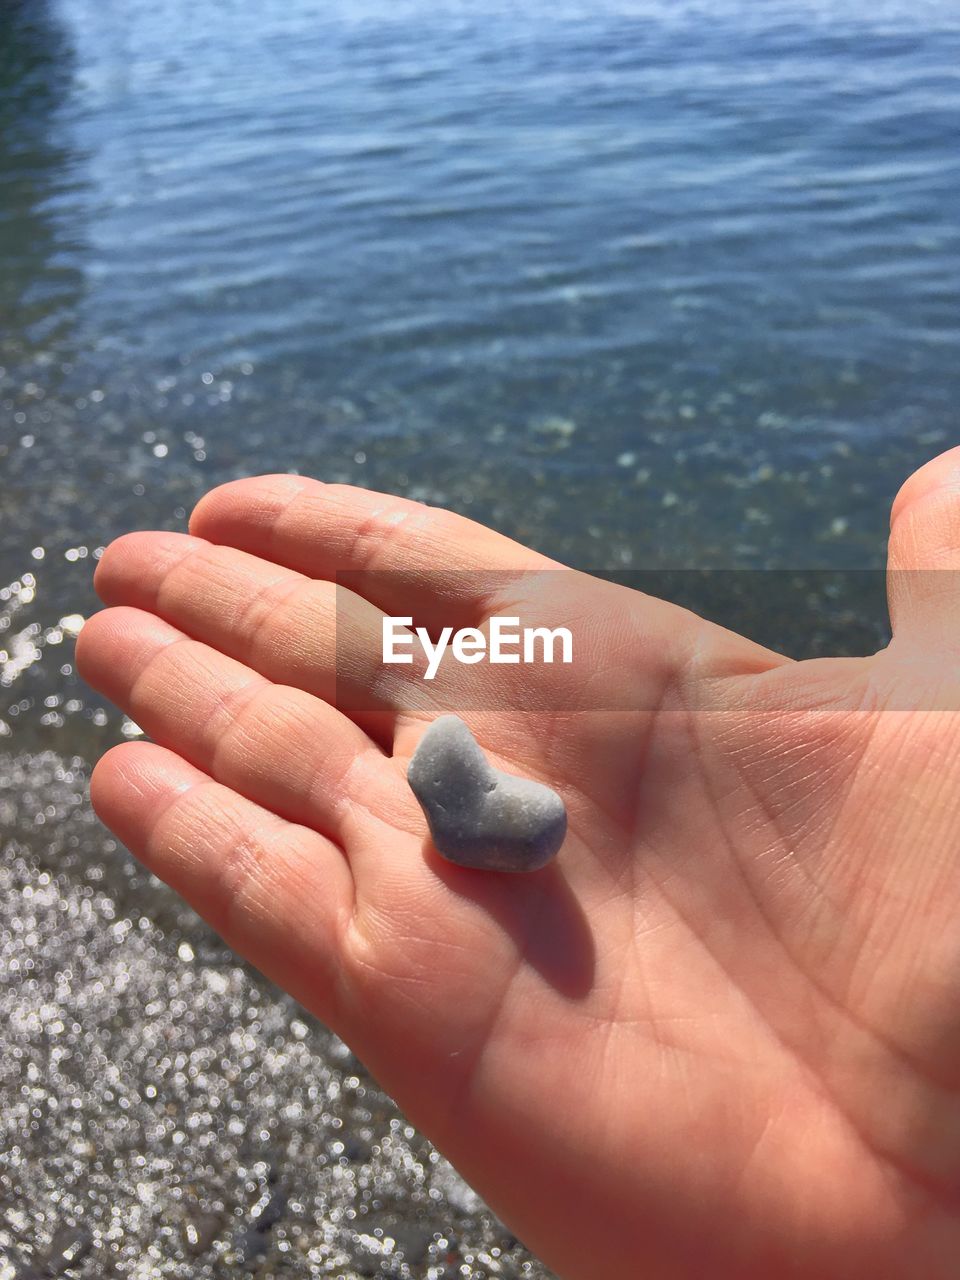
[94,530,448,738]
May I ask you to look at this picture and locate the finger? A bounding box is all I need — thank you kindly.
[889,445,960,529]
[887,446,960,642]
[93,530,447,736]
[189,473,555,631]
[189,477,792,670]
[90,741,353,1022]
[76,606,404,852]
[188,472,793,797]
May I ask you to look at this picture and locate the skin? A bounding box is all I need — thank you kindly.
[76,446,960,1280]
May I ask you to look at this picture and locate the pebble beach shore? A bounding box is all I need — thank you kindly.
[1,755,554,1280]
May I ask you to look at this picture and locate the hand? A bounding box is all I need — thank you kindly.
[77,449,960,1279]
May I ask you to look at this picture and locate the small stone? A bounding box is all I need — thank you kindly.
[249,1185,286,1233]
[229,1225,268,1265]
[535,415,576,438]
[45,1224,93,1274]
[340,1134,372,1163]
[407,716,566,872]
[391,1221,434,1265]
[181,1209,224,1256]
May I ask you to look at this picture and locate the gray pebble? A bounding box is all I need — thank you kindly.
[407,716,567,872]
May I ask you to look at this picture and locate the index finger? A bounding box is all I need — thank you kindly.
[189,474,556,632]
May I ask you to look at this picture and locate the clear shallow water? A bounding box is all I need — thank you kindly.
[1,0,959,1274]
[4,0,960,745]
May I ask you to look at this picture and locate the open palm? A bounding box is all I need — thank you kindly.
[77,452,960,1280]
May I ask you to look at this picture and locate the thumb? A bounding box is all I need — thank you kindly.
[887,445,960,643]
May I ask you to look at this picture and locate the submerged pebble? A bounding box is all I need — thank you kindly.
[408,715,567,872]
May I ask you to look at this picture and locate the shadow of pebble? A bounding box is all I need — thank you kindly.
[424,844,596,1000]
